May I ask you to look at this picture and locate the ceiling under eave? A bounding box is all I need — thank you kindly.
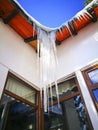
[0,0,98,51]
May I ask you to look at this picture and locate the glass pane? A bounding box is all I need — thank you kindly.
[5,76,37,104]
[0,94,36,130]
[63,96,90,130]
[50,78,78,99]
[93,89,98,102]
[44,103,64,130]
[0,107,3,121]
[44,95,90,130]
[88,69,98,85]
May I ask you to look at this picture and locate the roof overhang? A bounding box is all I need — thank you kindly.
[0,0,98,50]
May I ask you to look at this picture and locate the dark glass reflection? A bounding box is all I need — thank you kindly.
[44,103,64,130]
[88,69,98,85]
[0,94,36,130]
[44,95,90,130]
[93,89,98,102]
[0,107,3,121]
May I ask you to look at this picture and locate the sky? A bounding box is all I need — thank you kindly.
[17,0,85,28]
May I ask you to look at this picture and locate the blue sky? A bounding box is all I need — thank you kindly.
[17,0,85,28]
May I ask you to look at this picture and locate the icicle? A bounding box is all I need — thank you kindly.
[75,10,92,21]
[47,85,50,112]
[55,81,60,108]
[44,85,47,112]
[49,83,53,111]
[66,22,73,37]
[74,0,98,21]
[36,28,59,112]
[49,31,60,109]
[58,27,63,37]
[61,22,73,37]
[32,22,36,37]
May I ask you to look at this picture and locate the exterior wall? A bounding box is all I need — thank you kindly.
[0,19,98,129]
[0,19,97,87]
[0,20,39,89]
[0,63,8,98]
[57,21,98,79]
[57,21,98,130]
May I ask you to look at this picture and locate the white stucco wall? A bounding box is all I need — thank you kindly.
[57,21,98,80]
[56,21,98,130]
[0,63,8,98]
[0,19,98,88]
[0,20,39,89]
[0,17,98,129]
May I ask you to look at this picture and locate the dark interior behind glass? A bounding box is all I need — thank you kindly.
[0,94,36,130]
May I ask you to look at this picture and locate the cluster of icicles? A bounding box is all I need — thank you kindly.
[14,0,98,112]
[36,0,98,112]
[37,29,59,112]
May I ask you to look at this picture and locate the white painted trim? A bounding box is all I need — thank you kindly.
[0,64,8,98]
[75,70,98,130]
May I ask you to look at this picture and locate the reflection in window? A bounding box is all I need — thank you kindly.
[44,102,64,130]
[51,78,78,99]
[93,89,98,102]
[88,69,98,85]
[44,78,90,130]
[0,107,3,121]
[44,95,90,130]
[5,76,37,104]
[0,94,36,130]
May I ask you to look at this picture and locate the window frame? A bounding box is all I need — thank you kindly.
[3,72,38,108]
[82,64,98,111]
[0,71,40,130]
[45,76,93,130]
[0,72,94,130]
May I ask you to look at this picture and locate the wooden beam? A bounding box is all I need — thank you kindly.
[24,35,37,43]
[3,10,18,24]
[91,10,97,22]
[87,7,97,22]
[68,20,78,35]
[55,39,61,45]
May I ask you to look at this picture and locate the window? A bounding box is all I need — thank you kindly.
[0,72,94,130]
[44,77,93,130]
[5,75,37,104]
[0,72,38,130]
[82,64,98,111]
[88,68,98,85]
